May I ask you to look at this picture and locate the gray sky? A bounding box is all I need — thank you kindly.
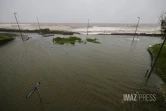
[0,0,166,23]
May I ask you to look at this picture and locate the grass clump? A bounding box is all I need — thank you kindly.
[0,33,16,40]
[40,28,79,35]
[0,33,16,44]
[53,36,82,45]
[86,38,100,44]
[0,35,12,40]
[148,43,166,82]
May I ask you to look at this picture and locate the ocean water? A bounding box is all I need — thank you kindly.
[0,23,161,34]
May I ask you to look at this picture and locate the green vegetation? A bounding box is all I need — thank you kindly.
[0,35,12,40]
[53,36,82,45]
[53,37,101,45]
[148,43,166,82]
[0,33,16,40]
[0,33,16,44]
[148,12,166,83]
[40,28,76,35]
[86,38,100,44]
[0,28,80,35]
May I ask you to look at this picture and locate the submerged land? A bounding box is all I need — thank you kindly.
[0,30,165,84]
[0,32,166,110]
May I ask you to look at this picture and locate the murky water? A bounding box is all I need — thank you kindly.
[0,34,165,111]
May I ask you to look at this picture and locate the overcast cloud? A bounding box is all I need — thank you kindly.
[0,0,166,23]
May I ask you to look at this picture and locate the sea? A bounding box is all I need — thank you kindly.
[0,23,161,34]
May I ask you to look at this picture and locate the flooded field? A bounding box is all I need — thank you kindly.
[0,34,165,111]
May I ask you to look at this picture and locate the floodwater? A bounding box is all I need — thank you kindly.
[0,34,165,111]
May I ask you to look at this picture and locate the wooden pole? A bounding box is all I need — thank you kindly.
[136,17,140,39]
[87,19,89,35]
[14,13,24,42]
[36,83,42,102]
[132,17,140,41]
[36,17,41,31]
[145,70,149,77]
